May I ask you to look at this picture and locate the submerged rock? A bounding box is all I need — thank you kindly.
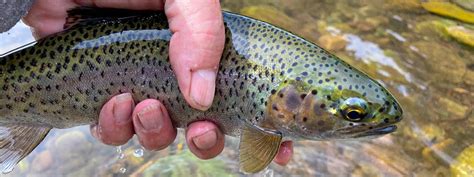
[420,124,447,141]
[240,6,297,32]
[350,16,388,33]
[421,2,474,24]
[414,20,454,39]
[141,151,236,177]
[32,151,53,172]
[412,41,466,84]
[384,0,422,11]
[414,19,474,47]
[436,96,470,120]
[447,26,474,47]
[453,0,474,11]
[318,34,347,51]
[54,131,92,156]
[465,68,474,87]
[53,131,93,172]
[422,139,455,165]
[451,145,474,177]
[352,20,377,32]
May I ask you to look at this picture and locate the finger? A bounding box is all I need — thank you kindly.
[186,121,224,159]
[132,99,177,151]
[75,0,164,10]
[165,0,225,110]
[274,141,293,166]
[90,124,99,139]
[96,93,135,145]
[23,0,78,38]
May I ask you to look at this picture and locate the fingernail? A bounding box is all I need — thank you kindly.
[275,141,293,166]
[113,93,133,125]
[192,129,217,150]
[190,69,216,110]
[137,104,163,131]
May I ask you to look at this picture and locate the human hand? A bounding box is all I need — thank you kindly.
[23,0,293,164]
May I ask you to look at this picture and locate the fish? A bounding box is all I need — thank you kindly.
[0,7,403,173]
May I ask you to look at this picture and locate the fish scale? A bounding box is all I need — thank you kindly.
[0,8,402,173]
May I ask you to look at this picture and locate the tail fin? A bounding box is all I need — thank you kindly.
[0,124,50,173]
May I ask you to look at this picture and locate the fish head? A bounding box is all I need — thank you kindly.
[265,67,403,140]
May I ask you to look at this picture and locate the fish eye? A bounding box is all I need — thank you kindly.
[340,97,368,122]
[344,107,365,121]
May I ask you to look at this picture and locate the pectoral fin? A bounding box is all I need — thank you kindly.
[239,125,282,173]
[0,124,51,173]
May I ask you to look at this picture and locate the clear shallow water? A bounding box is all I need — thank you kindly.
[1,1,473,176]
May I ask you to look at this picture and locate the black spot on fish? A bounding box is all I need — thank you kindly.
[96,56,102,63]
[54,63,62,73]
[72,63,78,71]
[45,85,51,91]
[320,103,326,109]
[378,107,385,113]
[106,60,112,66]
[300,94,307,99]
[78,72,83,81]
[395,116,401,121]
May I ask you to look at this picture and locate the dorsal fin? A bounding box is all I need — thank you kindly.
[64,7,162,29]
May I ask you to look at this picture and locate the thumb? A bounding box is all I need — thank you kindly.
[164,0,224,110]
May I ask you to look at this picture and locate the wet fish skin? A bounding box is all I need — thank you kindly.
[0,8,403,173]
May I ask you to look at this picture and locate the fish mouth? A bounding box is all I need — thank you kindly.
[360,125,397,136]
[330,124,398,139]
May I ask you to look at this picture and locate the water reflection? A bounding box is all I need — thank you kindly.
[1,0,473,176]
[344,33,413,83]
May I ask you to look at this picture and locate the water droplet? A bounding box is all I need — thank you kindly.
[133,148,144,157]
[118,153,125,159]
[116,146,122,153]
[119,167,127,173]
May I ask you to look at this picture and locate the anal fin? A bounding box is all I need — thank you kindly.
[239,125,282,173]
[0,124,51,173]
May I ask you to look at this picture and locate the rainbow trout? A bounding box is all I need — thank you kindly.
[0,7,403,173]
